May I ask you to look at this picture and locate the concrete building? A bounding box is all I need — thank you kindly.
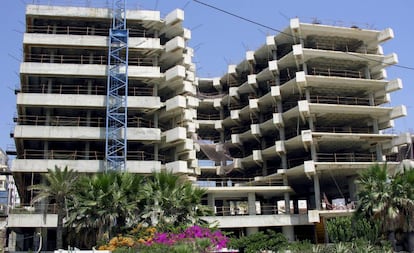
[9,3,197,251]
[7,1,412,250]
[0,149,17,252]
[195,19,411,241]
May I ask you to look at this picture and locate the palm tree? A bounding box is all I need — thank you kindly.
[141,171,211,231]
[67,172,143,247]
[356,163,414,250]
[393,167,414,251]
[28,165,78,249]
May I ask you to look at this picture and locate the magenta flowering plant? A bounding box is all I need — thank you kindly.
[148,225,228,251]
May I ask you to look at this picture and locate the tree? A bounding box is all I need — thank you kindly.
[141,171,211,231]
[28,165,78,249]
[66,172,143,248]
[356,163,414,250]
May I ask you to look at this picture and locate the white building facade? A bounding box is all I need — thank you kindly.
[7,2,412,250]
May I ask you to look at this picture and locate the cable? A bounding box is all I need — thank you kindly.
[193,0,414,71]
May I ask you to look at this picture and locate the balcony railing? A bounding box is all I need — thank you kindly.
[9,204,58,214]
[15,116,155,128]
[18,149,163,161]
[309,67,365,79]
[21,83,153,96]
[24,53,155,66]
[20,149,103,160]
[317,152,377,162]
[314,126,373,134]
[309,95,372,106]
[27,25,154,38]
[197,113,221,120]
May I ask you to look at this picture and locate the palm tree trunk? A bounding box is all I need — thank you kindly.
[56,203,64,249]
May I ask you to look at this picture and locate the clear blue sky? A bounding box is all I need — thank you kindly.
[1,0,413,152]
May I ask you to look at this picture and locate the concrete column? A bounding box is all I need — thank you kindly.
[368,93,375,106]
[207,193,215,208]
[247,192,256,215]
[89,26,95,36]
[33,228,41,252]
[153,55,158,67]
[347,176,357,202]
[376,144,384,162]
[153,106,159,160]
[47,78,53,94]
[246,227,259,236]
[310,142,317,162]
[314,173,321,210]
[282,226,295,242]
[85,142,90,160]
[305,88,315,130]
[303,62,308,75]
[89,51,94,64]
[364,66,371,79]
[8,231,16,252]
[283,177,291,215]
[43,141,49,160]
[87,80,93,95]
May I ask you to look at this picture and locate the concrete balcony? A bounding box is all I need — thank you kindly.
[26,5,161,23]
[13,125,160,141]
[24,33,161,50]
[20,62,161,79]
[17,93,161,110]
[166,160,195,174]
[8,213,57,228]
[11,159,161,173]
[203,214,310,228]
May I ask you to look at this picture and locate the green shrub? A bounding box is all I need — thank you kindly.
[326,217,353,243]
[326,216,381,244]
[228,230,288,253]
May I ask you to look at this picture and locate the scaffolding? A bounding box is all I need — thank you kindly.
[105,0,129,172]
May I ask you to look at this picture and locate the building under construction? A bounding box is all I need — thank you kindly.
[6,1,413,250]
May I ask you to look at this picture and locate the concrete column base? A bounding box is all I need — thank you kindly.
[246,227,259,236]
[282,226,295,242]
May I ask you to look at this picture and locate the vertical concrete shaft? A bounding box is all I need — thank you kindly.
[246,227,259,236]
[247,192,256,215]
[314,173,321,210]
[283,226,295,242]
[273,49,291,215]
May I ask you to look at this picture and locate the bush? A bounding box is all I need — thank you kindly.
[326,216,381,244]
[228,230,288,253]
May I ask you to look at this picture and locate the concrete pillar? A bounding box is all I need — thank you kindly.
[207,193,215,210]
[347,176,357,202]
[310,142,317,161]
[282,226,295,242]
[246,227,259,236]
[376,144,384,162]
[364,66,371,79]
[33,228,41,251]
[87,80,93,95]
[43,141,49,159]
[47,78,53,94]
[85,142,90,160]
[153,55,158,67]
[153,108,159,160]
[8,231,16,252]
[314,173,321,210]
[303,62,308,75]
[247,192,256,215]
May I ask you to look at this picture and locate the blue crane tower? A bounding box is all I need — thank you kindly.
[105,0,129,172]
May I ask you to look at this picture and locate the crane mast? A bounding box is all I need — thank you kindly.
[105,0,128,172]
